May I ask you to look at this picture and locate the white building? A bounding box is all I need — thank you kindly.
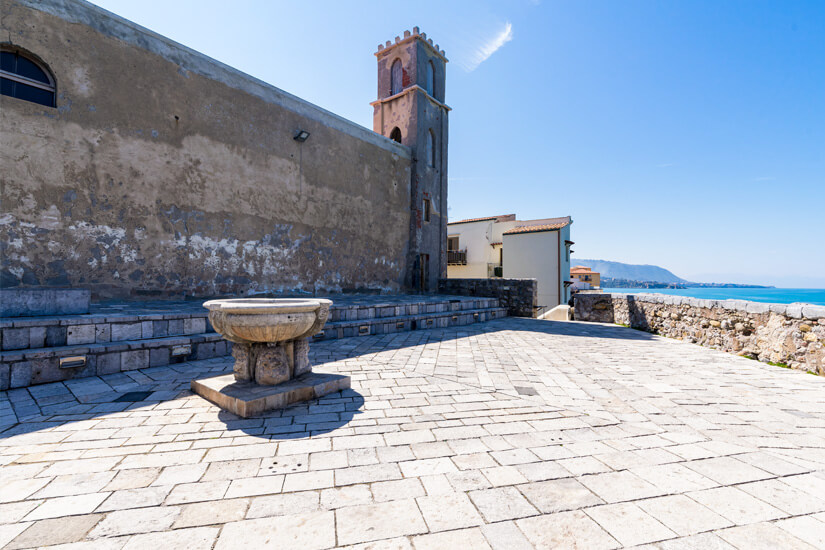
[447,214,573,314]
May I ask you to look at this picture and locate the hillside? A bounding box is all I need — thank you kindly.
[571,259,688,284]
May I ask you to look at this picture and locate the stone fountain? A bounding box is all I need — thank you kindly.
[190,298,350,417]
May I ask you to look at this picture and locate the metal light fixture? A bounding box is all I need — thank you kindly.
[293,129,310,142]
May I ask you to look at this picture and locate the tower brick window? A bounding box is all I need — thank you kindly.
[389,127,402,143]
[391,58,402,95]
[426,130,435,167]
[426,60,435,96]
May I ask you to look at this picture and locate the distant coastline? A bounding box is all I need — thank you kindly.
[601,277,773,290]
[600,287,825,306]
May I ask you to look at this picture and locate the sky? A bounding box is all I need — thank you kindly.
[88,0,825,287]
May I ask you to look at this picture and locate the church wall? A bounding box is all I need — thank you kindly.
[0,0,413,299]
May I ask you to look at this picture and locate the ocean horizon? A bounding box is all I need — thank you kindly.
[600,287,825,306]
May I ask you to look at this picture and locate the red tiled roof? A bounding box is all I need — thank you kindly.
[447,214,514,225]
[502,221,571,235]
[571,267,593,274]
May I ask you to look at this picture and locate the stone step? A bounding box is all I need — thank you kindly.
[318,306,508,340]
[0,296,501,351]
[0,312,211,352]
[0,295,508,390]
[1,332,227,389]
[327,297,499,322]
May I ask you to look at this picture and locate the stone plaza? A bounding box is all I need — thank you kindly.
[2,317,825,549]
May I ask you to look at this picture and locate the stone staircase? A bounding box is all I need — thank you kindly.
[0,295,506,390]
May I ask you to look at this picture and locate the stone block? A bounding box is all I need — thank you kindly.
[96,353,122,375]
[786,305,804,319]
[150,347,170,367]
[95,323,111,343]
[195,341,216,360]
[45,326,67,347]
[10,362,32,388]
[153,320,169,337]
[121,349,149,371]
[67,324,96,345]
[802,305,825,320]
[0,289,90,317]
[184,317,206,335]
[0,363,9,390]
[111,322,142,341]
[168,318,184,335]
[3,328,30,350]
[29,326,46,348]
[746,302,771,314]
[191,372,351,418]
[31,356,94,385]
[141,321,154,338]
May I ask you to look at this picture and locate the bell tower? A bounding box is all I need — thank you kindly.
[372,28,449,292]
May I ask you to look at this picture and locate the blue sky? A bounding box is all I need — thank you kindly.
[89,0,825,287]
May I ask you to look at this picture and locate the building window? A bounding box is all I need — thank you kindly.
[423,198,431,222]
[426,61,435,96]
[426,130,435,167]
[391,59,402,95]
[447,236,459,251]
[389,127,402,143]
[0,48,55,108]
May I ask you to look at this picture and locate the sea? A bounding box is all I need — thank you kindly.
[600,287,825,306]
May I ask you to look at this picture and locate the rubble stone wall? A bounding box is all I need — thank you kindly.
[575,293,825,374]
[438,278,538,317]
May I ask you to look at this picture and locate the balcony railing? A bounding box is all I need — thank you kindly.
[447,250,467,265]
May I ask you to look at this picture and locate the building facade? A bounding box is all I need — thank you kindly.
[0,0,447,298]
[570,265,601,290]
[447,215,573,313]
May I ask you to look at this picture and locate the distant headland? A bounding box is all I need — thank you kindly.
[572,259,773,289]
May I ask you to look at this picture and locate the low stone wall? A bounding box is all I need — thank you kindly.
[574,293,825,374]
[438,278,538,317]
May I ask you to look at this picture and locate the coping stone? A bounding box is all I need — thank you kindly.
[0,289,90,317]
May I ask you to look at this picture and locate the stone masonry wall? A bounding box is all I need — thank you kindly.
[438,278,538,318]
[575,293,825,374]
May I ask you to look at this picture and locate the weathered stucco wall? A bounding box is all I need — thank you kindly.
[575,293,825,374]
[0,0,413,299]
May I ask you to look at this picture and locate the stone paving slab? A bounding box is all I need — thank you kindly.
[1,318,824,548]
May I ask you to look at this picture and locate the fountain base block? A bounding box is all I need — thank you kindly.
[191,371,351,418]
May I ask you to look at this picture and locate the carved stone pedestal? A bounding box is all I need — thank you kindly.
[190,298,350,417]
[231,339,312,385]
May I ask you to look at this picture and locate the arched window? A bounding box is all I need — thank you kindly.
[426,61,435,96]
[426,129,435,167]
[389,127,402,143]
[391,59,403,95]
[0,48,55,108]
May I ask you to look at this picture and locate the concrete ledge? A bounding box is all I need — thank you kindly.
[191,372,351,418]
[0,289,90,317]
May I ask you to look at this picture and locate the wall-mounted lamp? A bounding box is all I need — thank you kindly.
[293,129,310,142]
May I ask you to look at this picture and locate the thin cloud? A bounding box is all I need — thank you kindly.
[461,22,513,72]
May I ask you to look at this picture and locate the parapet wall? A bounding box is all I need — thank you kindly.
[574,293,825,374]
[438,278,537,317]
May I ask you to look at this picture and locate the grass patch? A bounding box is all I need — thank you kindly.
[767,361,791,369]
[615,322,630,328]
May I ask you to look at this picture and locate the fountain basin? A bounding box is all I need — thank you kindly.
[204,298,331,344]
[192,298,348,417]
